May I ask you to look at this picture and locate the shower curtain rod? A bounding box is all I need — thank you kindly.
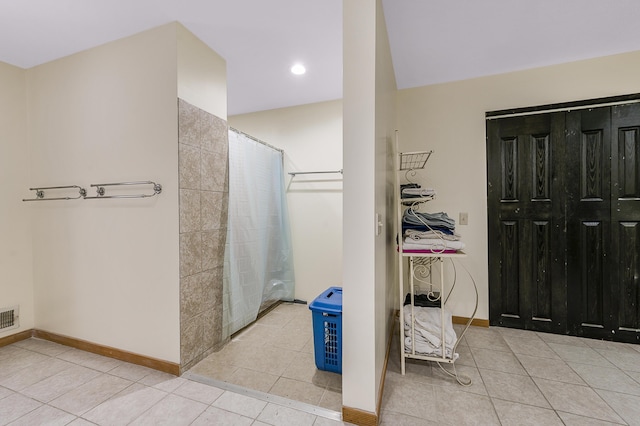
[229,127,283,155]
[288,169,343,176]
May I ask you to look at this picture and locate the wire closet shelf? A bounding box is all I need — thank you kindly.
[399,150,433,171]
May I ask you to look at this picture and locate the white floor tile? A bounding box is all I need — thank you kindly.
[480,369,550,408]
[0,393,41,425]
[13,338,72,357]
[533,378,624,424]
[211,391,267,419]
[568,362,640,396]
[48,373,133,415]
[6,404,76,426]
[108,362,157,382]
[556,411,622,426]
[0,386,13,400]
[434,387,501,425]
[191,406,253,426]
[21,365,101,403]
[128,394,207,426]
[82,386,167,425]
[56,348,121,372]
[0,358,73,392]
[492,399,563,426]
[173,379,224,404]
[595,389,640,426]
[256,403,317,426]
[548,343,615,368]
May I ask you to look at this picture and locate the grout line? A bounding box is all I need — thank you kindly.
[182,371,343,422]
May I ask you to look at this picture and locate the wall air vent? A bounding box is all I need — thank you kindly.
[0,306,19,331]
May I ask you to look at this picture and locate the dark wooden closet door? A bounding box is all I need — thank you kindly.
[565,108,613,339]
[489,100,640,343]
[487,113,566,333]
[611,104,640,343]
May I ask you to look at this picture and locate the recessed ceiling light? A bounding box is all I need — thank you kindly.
[290,63,306,75]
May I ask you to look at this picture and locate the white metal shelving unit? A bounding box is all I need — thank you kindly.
[395,143,476,380]
[399,251,466,374]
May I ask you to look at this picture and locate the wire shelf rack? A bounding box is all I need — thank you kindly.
[399,150,433,171]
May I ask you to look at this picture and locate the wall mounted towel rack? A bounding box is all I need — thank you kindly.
[84,181,162,199]
[22,185,87,202]
[288,169,343,177]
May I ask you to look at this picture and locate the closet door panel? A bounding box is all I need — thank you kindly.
[488,113,566,332]
[566,107,613,339]
[488,117,528,328]
[611,104,640,342]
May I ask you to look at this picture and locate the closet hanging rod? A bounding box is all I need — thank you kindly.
[288,169,343,177]
[22,185,86,201]
[84,181,162,199]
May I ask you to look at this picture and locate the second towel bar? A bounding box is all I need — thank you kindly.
[84,181,162,199]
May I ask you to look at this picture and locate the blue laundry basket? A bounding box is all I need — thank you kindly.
[309,286,342,374]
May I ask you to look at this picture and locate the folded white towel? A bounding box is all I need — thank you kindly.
[404,336,459,360]
[406,229,462,241]
[404,306,457,345]
[403,307,458,359]
[403,238,466,251]
[402,188,436,197]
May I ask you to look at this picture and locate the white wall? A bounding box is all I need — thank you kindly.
[229,100,343,303]
[343,0,377,414]
[374,0,397,410]
[396,49,640,321]
[0,62,33,336]
[27,24,181,362]
[177,23,227,119]
[342,0,396,415]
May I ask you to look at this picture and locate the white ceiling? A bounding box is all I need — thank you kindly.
[1,0,640,115]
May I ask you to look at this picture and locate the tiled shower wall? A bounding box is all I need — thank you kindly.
[178,98,229,371]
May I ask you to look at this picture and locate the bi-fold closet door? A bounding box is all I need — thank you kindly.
[487,102,640,343]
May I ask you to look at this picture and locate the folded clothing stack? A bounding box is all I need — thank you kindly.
[403,292,440,308]
[401,183,436,204]
[401,209,465,253]
[403,306,458,360]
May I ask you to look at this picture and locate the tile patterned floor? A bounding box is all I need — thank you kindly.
[188,302,343,413]
[381,322,640,425]
[3,303,640,425]
[190,302,640,425]
[0,333,347,425]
